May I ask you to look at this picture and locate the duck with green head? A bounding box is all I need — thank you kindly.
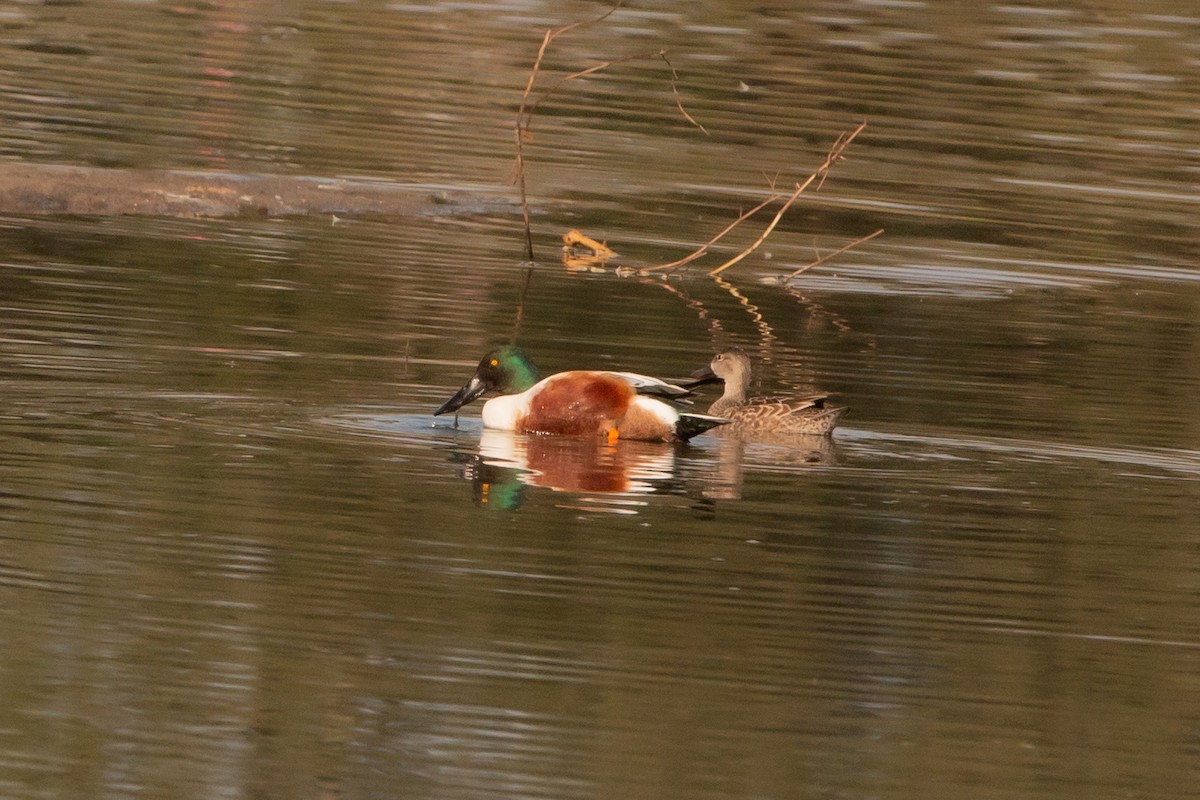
[434,346,726,443]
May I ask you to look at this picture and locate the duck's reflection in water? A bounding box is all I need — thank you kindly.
[456,429,680,512]
[702,430,840,501]
[450,427,841,511]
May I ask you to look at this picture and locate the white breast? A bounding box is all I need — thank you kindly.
[481,391,532,430]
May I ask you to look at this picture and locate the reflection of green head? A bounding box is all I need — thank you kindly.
[480,346,541,394]
[474,472,526,511]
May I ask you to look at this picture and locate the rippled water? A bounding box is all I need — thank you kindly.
[2,2,1198,799]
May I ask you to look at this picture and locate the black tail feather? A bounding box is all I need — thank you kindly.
[674,413,728,442]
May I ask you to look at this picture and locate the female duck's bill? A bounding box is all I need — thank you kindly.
[690,349,847,436]
[434,346,726,443]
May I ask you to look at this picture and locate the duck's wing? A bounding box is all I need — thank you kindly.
[730,394,847,435]
[750,393,832,412]
[603,372,697,402]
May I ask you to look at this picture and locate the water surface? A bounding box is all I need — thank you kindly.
[1,2,1198,799]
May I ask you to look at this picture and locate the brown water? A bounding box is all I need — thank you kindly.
[2,2,1199,799]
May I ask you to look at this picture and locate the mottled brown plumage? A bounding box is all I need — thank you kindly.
[694,350,846,436]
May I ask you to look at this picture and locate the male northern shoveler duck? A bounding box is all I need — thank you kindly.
[434,346,727,443]
[690,349,847,436]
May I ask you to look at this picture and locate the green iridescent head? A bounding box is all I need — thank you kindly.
[433,346,541,416]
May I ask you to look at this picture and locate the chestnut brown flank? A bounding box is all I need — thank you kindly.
[614,402,667,441]
[522,373,634,435]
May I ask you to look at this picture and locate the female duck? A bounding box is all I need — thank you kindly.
[691,350,846,436]
[434,346,726,443]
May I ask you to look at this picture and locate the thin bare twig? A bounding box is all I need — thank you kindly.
[514,3,625,258]
[642,193,783,273]
[514,1,713,259]
[660,51,709,136]
[524,51,658,134]
[776,228,885,283]
[708,121,866,275]
[640,121,867,275]
[513,0,633,257]
[708,181,808,276]
[511,264,536,342]
[520,0,625,107]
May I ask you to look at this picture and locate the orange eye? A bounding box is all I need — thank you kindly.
[490,359,498,367]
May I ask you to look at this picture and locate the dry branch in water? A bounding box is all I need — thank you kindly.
[661,51,708,136]
[643,121,870,276]
[774,227,885,283]
[561,228,619,270]
[513,6,622,259]
[512,5,874,279]
[513,0,706,259]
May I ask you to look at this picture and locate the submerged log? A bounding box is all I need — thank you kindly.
[0,163,510,218]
